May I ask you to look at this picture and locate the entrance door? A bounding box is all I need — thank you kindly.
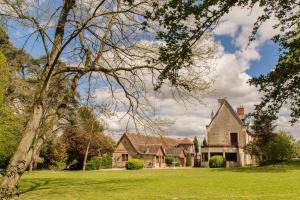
[179,158,185,167]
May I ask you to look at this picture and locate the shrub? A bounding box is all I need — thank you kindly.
[209,155,226,168]
[125,159,144,170]
[99,155,112,169]
[245,132,296,165]
[165,156,179,167]
[86,157,101,170]
[186,154,192,167]
[86,155,113,170]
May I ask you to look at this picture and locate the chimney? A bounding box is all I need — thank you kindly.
[236,106,245,118]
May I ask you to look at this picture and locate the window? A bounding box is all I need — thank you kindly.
[210,152,223,157]
[225,153,237,162]
[230,132,238,146]
[202,153,208,162]
[122,154,128,161]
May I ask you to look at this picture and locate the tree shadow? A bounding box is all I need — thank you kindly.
[18,180,49,195]
[215,159,300,173]
[19,176,151,195]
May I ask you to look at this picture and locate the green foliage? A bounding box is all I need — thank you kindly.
[40,136,68,170]
[125,159,144,170]
[245,132,296,165]
[63,127,115,168]
[86,157,101,170]
[165,156,179,167]
[86,156,112,170]
[0,51,8,105]
[295,141,300,158]
[193,136,199,155]
[0,50,24,169]
[209,155,226,168]
[186,154,192,167]
[144,0,298,91]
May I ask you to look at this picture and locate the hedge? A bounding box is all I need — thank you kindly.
[209,155,226,168]
[125,159,144,170]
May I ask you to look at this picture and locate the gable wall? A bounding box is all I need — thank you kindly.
[113,136,138,168]
[207,104,247,147]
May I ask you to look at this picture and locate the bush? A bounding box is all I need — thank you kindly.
[165,156,179,167]
[99,155,112,169]
[125,159,144,170]
[86,157,101,170]
[245,132,296,165]
[186,154,192,167]
[209,155,226,168]
[86,155,113,170]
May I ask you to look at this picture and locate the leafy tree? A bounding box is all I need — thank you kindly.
[78,106,105,171]
[295,140,300,158]
[0,51,23,169]
[39,135,68,170]
[185,153,192,167]
[63,127,115,170]
[0,1,216,196]
[245,131,296,165]
[249,16,300,124]
[193,136,199,157]
[2,0,297,197]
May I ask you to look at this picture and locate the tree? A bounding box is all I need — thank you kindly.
[39,135,68,170]
[149,0,299,122]
[0,51,24,169]
[0,1,216,197]
[245,131,296,165]
[77,106,104,171]
[193,136,200,167]
[185,153,192,167]
[63,127,115,170]
[193,136,199,157]
[249,13,300,124]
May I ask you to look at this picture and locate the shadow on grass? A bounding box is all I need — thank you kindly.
[19,177,151,195]
[19,180,49,195]
[214,159,300,173]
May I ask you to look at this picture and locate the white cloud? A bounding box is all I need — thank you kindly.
[96,4,300,141]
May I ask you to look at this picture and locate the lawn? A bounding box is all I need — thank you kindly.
[10,161,300,199]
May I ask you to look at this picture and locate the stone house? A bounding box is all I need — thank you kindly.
[113,133,194,168]
[201,98,255,167]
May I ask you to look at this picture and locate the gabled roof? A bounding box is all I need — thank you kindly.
[207,99,246,128]
[117,133,193,157]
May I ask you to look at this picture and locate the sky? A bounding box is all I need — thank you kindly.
[6,3,300,141]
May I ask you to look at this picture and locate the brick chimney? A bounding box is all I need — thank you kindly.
[236,106,245,117]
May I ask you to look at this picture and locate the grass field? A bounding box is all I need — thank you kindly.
[10,160,300,200]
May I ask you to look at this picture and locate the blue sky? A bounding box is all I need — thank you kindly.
[4,2,300,139]
[215,35,279,77]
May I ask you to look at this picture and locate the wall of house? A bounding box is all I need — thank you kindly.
[113,136,138,168]
[207,104,247,147]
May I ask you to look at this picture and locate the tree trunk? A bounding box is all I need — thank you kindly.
[0,104,43,199]
[82,139,91,171]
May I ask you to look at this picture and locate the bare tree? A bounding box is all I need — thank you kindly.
[0,0,216,198]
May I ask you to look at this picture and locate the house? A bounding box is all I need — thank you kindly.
[113,133,195,168]
[201,98,255,167]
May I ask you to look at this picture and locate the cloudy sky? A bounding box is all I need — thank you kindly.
[7,3,300,141]
[95,5,300,141]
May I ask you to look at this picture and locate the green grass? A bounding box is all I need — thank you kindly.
[11,160,300,199]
